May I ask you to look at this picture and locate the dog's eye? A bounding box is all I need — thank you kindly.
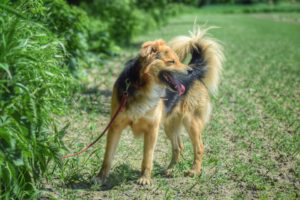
[167,60,175,65]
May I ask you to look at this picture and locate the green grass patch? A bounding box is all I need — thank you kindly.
[40,7,300,199]
[192,3,300,14]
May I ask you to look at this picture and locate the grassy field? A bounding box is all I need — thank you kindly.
[42,9,300,199]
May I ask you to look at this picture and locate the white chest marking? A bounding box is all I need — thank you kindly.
[126,85,165,120]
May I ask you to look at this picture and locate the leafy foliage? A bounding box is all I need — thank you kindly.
[81,0,180,45]
[16,0,113,75]
[0,8,73,199]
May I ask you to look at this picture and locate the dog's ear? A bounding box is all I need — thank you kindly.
[140,39,165,58]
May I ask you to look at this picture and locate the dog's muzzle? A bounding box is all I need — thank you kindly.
[159,71,185,96]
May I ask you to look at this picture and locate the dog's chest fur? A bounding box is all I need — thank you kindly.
[126,84,165,120]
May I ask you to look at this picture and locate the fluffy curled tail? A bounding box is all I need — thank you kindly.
[169,27,224,95]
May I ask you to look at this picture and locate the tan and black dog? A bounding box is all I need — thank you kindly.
[94,28,223,185]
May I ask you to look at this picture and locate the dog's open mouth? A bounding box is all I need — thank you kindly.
[159,71,185,96]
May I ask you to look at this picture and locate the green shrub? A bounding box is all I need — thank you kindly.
[0,7,73,199]
[135,0,170,24]
[15,0,114,74]
[135,0,181,23]
[81,0,181,45]
[81,0,139,45]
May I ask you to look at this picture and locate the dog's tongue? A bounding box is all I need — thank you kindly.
[176,83,185,96]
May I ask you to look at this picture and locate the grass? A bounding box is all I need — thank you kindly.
[41,9,300,199]
[192,3,300,14]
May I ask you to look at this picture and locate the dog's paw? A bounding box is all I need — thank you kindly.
[184,169,202,177]
[137,176,152,185]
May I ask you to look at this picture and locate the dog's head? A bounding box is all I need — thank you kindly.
[139,39,187,96]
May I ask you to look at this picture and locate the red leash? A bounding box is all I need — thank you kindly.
[62,80,130,159]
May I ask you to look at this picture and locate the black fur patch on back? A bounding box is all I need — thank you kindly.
[115,58,143,101]
[164,46,207,114]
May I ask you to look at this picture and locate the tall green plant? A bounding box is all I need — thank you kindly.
[0,7,73,199]
[14,0,113,74]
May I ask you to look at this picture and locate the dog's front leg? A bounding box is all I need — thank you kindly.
[137,122,159,185]
[94,120,127,185]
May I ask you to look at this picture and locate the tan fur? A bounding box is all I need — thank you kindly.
[94,29,224,185]
[163,28,223,177]
[169,27,224,95]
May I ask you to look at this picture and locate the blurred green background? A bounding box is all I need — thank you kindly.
[0,0,299,199]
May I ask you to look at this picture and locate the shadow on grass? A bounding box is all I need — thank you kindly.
[153,161,168,177]
[63,164,140,191]
[101,164,140,190]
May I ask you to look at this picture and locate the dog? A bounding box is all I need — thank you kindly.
[94,28,223,185]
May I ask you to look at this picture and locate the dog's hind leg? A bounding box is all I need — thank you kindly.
[164,116,184,176]
[183,115,204,177]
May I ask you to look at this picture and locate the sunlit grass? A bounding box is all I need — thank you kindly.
[44,9,299,199]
